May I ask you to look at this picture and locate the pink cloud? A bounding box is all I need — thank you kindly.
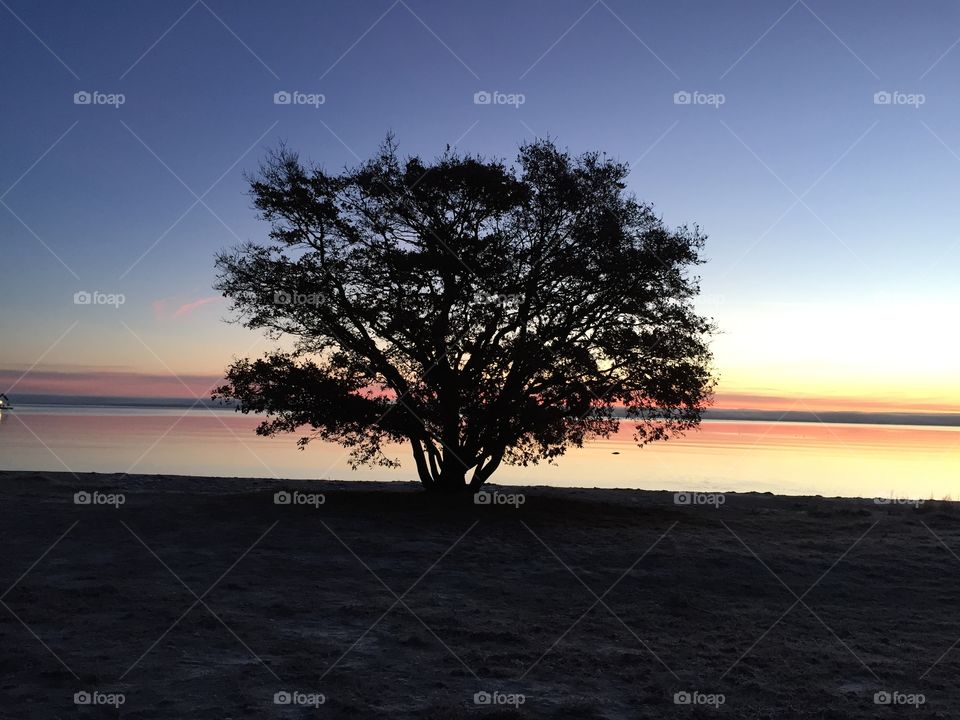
[173,296,221,318]
[152,295,223,320]
[151,298,170,321]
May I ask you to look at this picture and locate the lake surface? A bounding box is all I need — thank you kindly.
[1,404,958,499]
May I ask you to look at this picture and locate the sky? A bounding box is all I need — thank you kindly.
[2,0,960,412]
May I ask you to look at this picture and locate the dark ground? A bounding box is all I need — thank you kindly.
[1,470,959,718]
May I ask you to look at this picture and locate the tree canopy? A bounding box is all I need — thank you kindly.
[214,137,715,493]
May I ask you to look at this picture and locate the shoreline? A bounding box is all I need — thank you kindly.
[0,469,944,505]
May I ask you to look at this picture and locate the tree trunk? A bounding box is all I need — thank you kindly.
[432,464,469,493]
[468,450,504,490]
[409,437,436,491]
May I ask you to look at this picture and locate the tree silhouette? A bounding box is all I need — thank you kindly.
[214,137,715,493]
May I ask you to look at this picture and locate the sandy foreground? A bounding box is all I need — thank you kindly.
[1,471,958,718]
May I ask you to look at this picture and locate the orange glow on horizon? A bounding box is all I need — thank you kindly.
[0,369,222,399]
[3,367,958,416]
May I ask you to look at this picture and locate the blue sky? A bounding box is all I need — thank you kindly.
[3,0,960,408]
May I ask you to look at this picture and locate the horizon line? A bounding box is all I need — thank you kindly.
[6,393,960,428]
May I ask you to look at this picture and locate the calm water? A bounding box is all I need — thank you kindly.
[1,404,959,499]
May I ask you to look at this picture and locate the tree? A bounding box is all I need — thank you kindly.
[214,137,715,494]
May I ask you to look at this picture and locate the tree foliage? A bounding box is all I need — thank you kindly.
[214,137,715,493]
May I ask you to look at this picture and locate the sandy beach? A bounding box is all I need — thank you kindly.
[1,470,958,718]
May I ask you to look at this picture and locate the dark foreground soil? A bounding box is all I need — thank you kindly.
[1,470,959,718]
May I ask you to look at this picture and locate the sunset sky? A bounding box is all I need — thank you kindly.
[3,0,960,412]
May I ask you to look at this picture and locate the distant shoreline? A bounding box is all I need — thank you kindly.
[704,408,960,427]
[6,394,960,428]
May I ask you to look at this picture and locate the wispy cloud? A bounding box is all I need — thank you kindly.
[151,298,169,321]
[153,295,222,321]
[173,296,220,317]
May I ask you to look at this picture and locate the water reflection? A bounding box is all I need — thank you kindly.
[1,405,958,499]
